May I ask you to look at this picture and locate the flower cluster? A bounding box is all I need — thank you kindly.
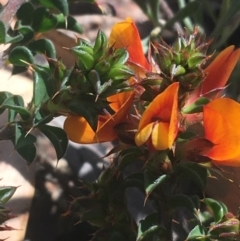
[64,17,240,167]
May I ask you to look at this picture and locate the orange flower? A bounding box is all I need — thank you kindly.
[64,91,134,144]
[135,82,179,150]
[202,98,240,166]
[108,17,150,71]
[187,46,240,104]
[201,46,240,95]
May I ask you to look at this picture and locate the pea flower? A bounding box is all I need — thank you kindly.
[188,46,240,104]
[202,98,240,166]
[64,91,134,144]
[135,82,179,150]
[108,17,151,71]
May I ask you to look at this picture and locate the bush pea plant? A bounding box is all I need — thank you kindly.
[1,0,240,240]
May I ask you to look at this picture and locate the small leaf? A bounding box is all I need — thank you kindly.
[32,7,58,33]
[16,144,36,164]
[1,95,31,121]
[203,198,227,223]
[13,124,37,163]
[8,46,34,67]
[169,194,198,217]
[118,147,145,171]
[186,225,208,240]
[144,172,169,198]
[36,0,69,16]
[137,213,167,241]
[0,186,17,204]
[0,91,13,114]
[16,2,34,25]
[17,25,34,43]
[32,67,51,106]
[38,125,68,160]
[56,14,83,33]
[28,38,56,58]
[176,164,206,191]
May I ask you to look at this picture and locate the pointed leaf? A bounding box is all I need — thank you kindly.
[169,194,198,217]
[1,95,30,121]
[38,125,68,160]
[32,67,51,106]
[13,124,37,163]
[32,7,58,33]
[203,198,227,223]
[56,14,83,33]
[0,92,13,114]
[144,172,169,197]
[0,186,17,204]
[16,2,34,25]
[186,225,208,240]
[36,0,69,16]
[137,213,167,241]
[28,38,56,58]
[8,46,34,67]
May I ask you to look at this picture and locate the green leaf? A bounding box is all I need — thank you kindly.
[35,0,69,16]
[5,33,24,44]
[176,164,206,191]
[17,25,35,43]
[8,46,34,66]
[203,198,227,223]
[118,147,145,171]
[28,38,56,58]
[16,144,36,164]
[32,67,51,106]
[13,124,37,163]
[137,213,167,241]
[169,194,198,217]
[0,20,6,43]
[182,97,210,114]
[1,95,31,121]
[0,186,17,205]
[186,225,208,240]
[144,172,169,197]
[16,2,34,25]
[38,125,68,160]
[56,14,83,33]
[0,91,13,114]
[32,7,58,33]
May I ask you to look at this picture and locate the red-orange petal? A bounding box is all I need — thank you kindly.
[201,46,240,95]
[108,91,134,112]
[203,98,240,164]
[109,17,150,70]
